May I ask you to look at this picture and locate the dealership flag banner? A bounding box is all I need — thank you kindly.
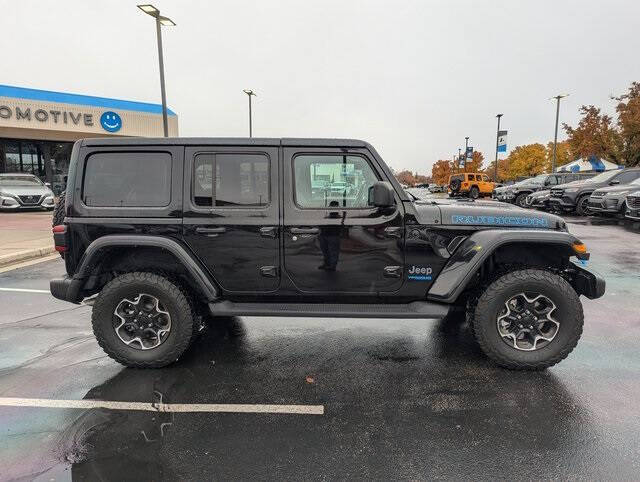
[466,146,473,160]
[497,130,508,152]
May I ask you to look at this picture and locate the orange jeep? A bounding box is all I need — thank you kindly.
[448,172,494,199]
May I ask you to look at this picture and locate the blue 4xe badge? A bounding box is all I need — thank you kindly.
[407,265,432,281]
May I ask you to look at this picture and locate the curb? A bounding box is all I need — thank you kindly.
[0,246,57,268]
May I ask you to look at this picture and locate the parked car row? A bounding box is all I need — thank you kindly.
[494,167,640,221]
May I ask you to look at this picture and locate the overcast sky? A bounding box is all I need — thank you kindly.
[4,0,640,172]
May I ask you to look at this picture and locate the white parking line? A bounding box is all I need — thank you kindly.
[0,287,51,294]
[0,397,324,415]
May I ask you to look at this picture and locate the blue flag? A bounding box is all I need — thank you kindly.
[497,130,507,153]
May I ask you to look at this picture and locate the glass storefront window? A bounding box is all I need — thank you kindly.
[3,141,21,173]
[0,139,73,194]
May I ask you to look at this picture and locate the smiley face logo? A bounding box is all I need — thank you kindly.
[100,111,122,133]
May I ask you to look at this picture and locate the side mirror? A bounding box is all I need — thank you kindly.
[609,180,620,185]
[368,181,395,208]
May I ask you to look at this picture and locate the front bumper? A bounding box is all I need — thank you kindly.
[548,196,576,210]
[0,196,54,210]
[588,196,623,214]
[571,263,606,300]
[626,207,640,220]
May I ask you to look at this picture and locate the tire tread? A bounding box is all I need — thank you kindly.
[472,268,583,370]
[91,272,194,368]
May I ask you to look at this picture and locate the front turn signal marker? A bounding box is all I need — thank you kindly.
[572,242,590,260]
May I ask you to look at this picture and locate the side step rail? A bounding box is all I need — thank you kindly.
[208,301,450,319]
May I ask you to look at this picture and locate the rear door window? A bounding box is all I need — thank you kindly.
[192,153,269,207]
[82,152,172,207]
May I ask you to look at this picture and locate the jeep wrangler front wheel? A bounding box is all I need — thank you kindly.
[91,272,195,368]
[472,269,583,370]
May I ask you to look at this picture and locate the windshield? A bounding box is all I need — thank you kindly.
[583,170,620,183]
[528,174,549,185]
[0,176,43,186]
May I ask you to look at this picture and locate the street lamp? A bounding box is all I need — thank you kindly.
[495,113,503,181]
[464,136,469,172]
[550,94,569,173]
[243,89,256,137]
[137,4,176,137]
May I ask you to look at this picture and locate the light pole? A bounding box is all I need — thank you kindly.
[551,94,569,172]
[464,136,469,172]
[458,148,462,173]
[138,4,176,137]
[243,89,257,137]
[495,113,503,181]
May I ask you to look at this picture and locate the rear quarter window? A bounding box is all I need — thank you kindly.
[82,151,172,207]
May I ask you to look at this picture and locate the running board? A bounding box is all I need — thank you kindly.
[208,301,450,319]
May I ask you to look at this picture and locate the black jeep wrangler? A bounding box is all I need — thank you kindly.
[50,138,604,370]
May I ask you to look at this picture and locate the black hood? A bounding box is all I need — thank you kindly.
[412,198,565,229]
[593,183,640,195]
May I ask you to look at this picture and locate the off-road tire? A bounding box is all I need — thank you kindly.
[575,194,591,216]
[472,268,583,370]
[92,272,195,368]
[469,186,480,199]
[449,178,461,193]
[515,192,528,208]
[52,191,66,258]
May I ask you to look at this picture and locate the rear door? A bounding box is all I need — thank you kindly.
[282,147,405,295]
[182,146,280,293]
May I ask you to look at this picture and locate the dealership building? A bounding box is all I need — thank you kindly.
[0,84,178,194]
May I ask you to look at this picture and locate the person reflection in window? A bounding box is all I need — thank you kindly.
[318,201,344,271]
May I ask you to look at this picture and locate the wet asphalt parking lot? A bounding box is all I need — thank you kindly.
[0,216,639,480]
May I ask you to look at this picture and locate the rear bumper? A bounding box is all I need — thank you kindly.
[50,276,84,304]
[571,263,605,300]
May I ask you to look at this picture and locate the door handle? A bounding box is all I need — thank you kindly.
[195,226,226,235]
[384,266,403,278]
[290,227,319,235]
[260,226,278,238]
[384,226,403,238]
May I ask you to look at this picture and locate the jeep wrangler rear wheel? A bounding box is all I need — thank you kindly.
[472,269,583,370]
[92,272,195,368]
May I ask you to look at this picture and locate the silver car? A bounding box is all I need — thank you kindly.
[0,173,56,211]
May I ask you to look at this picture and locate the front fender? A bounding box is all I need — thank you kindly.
[426,229,584,303]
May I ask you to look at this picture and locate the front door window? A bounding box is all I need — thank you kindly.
[293,155,379,209]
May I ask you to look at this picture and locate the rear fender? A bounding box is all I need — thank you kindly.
[56,235,219,303]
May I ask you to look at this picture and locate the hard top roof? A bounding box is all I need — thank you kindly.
[80,137,370,148]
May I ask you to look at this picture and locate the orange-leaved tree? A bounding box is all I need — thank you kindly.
[505,143,550,179]
[613,81,640,167]
[563,105,623,163]
[431,159,453,185]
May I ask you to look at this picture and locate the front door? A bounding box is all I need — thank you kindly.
[182,146,280,293]
[282,147,405,295]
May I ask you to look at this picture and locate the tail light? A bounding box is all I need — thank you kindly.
[52,225,67,252]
